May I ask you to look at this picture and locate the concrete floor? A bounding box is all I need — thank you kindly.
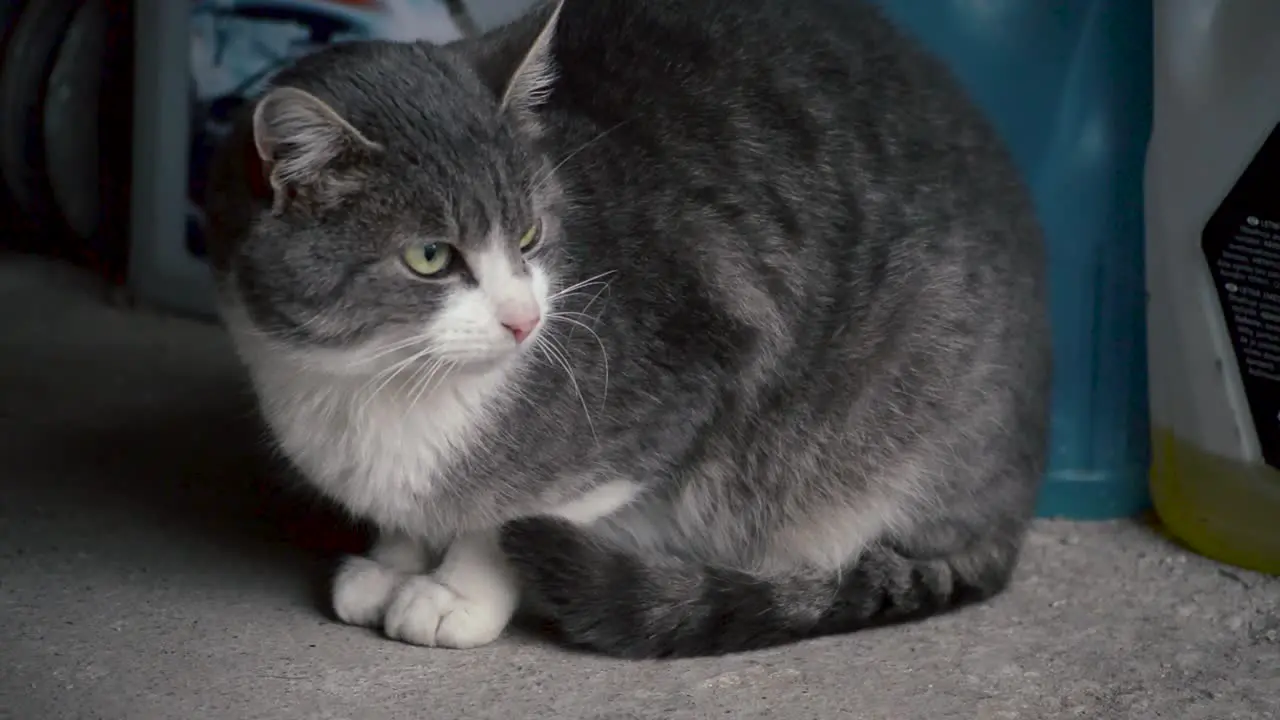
[2,256,1277,720]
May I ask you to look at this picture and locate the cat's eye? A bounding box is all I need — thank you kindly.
[519,221,542,251]
[402,242,454,277]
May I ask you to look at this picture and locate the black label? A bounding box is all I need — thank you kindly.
[1202,121,1280,469]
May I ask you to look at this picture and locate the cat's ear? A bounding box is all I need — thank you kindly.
[468,0,564,133]
[251,86,381,214]
[498,0,564,114]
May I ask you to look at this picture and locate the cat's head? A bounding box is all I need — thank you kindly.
[221,0,568,376]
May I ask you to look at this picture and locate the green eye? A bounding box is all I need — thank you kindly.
[402,242,454,277]
[519,221,542,251]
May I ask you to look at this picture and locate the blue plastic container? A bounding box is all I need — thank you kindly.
[866,0,1154,518]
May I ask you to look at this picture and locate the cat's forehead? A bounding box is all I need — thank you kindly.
[271,42,535,237]
[356,89,509,153]
[282,42,512,153]
[354,149,530,246]
[350,84,530,193]
[371,139,530,233]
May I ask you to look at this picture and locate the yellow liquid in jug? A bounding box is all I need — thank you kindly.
[1150,428,1280,575]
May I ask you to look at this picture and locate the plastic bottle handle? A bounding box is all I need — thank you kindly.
[1157,0,1280,107]
[1154,0,1222,102]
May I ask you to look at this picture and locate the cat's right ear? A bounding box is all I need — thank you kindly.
[251,86,381,214]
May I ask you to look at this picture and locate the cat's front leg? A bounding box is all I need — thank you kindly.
[332,529,430,627]
[383,528,519,649]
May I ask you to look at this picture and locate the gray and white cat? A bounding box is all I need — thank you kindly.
[205,0,1052,659]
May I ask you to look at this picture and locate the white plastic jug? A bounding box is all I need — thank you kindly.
[1145,0,1280,574]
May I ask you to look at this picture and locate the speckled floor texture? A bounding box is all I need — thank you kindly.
[2,256,1277,720]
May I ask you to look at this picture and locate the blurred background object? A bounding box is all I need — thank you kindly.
[133,0,495,317]
[0,0,132,286]
[865,0,1154,520]
[0,0,506,302]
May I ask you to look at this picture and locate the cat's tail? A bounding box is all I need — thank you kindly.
[500,517,1021,659]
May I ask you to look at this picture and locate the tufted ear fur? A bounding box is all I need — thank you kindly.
[499,0,564,112]
[251,86,382,214]
[467,0,565,134]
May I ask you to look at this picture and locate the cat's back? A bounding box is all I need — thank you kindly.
[538,0,1027,219]
[550,0,900,88]
[544,0,965,136]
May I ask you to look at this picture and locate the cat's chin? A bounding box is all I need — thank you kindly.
[449,355,509,375]
[284,337,528,381]
[454,344,535,375]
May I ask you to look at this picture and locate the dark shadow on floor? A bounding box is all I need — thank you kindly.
[11,374,368,611]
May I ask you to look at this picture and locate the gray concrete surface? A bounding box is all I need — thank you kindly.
[1,256,1277,720]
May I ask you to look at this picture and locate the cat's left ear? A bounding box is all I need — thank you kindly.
[465,0,563,135]
[499,0,564,114]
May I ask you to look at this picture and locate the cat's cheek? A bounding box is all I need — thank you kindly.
[529,262,553,318]
[425,285,520,364]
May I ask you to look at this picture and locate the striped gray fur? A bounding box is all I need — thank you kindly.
[205,0,1051,659]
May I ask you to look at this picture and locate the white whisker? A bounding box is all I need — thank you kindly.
[293,307,332,333]
[353,332,440,366]
[547,313,610,409]
[356,340,438,416]
[575,279,612,319]
[549,309,601,322]
[549,270,617,301]
[537,332,597,443]
[530,121,630,195]
[403,357,455,419]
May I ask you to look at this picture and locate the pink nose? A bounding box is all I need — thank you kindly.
[502,313,541,343]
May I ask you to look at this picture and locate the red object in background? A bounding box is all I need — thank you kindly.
[244,134,273,202]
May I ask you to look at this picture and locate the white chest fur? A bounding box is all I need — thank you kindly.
[227,325,509,534]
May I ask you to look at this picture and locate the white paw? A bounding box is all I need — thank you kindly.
[383,575,512,649]
[332,555,402,627]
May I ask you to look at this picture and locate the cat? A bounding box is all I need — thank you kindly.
[203,0,1052,659]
